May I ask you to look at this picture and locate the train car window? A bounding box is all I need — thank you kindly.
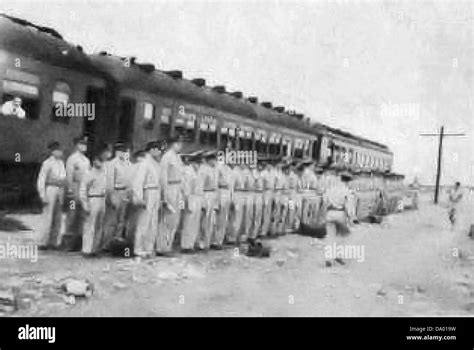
[241,130,252,151]
[312,140,319,161]
[282,141,288,158]
[51,81,71,123]
[178,113,196,142]
[118,98,136,144]
[159,107,172,138]
[220,127,228,150]
[229,128,236,149]
[209,123,217,146]
[294,140,303,158]
[199,122,209,144]
[185,119,196,143]
[304,140,310,157]
[269,141,277,156]
[1,80,40,120]
[256,137,266,154]
[142,102,155,130]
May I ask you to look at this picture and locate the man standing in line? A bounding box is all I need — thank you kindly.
[260,159,275,238]
[270,160,285,236]
[284,162,300,233]
[158,136,185,256]
[313,165,325,225]
[227,160,245,245]
[249,162,264,241]
[212,157,232,249]
[240,163,254,242]
[64,136,91,250]
[277,161,290,235]
[103,142,131,250]
[131,141,162,258]
[181,152,204,252]
[197,151,218,250]
[300,161,316,225]
[80,149,108,257]
[294,162,305,229]
[36,141,67,250]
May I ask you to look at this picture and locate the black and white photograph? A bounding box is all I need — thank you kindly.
[0,0,473,341]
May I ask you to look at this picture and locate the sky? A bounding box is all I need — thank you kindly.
[1,0,473,185]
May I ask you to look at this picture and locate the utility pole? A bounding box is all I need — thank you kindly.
[420,126,466,204]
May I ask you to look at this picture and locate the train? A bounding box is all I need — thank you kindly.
[0,14,402,211]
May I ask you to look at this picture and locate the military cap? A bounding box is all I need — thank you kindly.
[339,171,353,181]
[314,165,324,173]
[167,135,184,144]
[187,150,205,159]
[133,150,146,158]
[114,141,130,152]
[257,155,271,164]
[47,141,60,151]
[202,150,217,159]
[73,136,88,145]
[92,147,109,160]
[145,140,162,151]
[180,153,192,161]
[296,163,306,171]
[300,157,313,165]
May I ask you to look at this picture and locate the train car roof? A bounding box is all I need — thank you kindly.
[0,14,393,153]
[0,14,105,77]
[322,124,392,153]
[89,53,319,136]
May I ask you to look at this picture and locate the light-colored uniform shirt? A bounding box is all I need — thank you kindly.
[261,168,276,191]
[105,157,131,191]
[275,170,286,191]
[160,149,184,186]
[286,171,299,192]
[233,167,245,191]
[131,154,161,205]
[66,151,91,195]
[252,169,264,192]
[241,167,253,191]
[216,163,232,189]
[79,166,107,209]
[37,156,66,200]
[301,168,318,190]
[182,164,197,197]
[199,164,218,192]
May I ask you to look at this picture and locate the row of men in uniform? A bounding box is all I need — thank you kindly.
[36,136,380,259]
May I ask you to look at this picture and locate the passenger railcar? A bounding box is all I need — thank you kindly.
[0,14,396,210]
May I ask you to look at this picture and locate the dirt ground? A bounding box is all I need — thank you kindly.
[1,191,473,317]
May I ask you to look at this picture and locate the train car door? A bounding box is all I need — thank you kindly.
[84,86,105,155]
[118,97,136,145]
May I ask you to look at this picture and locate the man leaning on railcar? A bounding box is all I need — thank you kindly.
[36,141,66,250]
